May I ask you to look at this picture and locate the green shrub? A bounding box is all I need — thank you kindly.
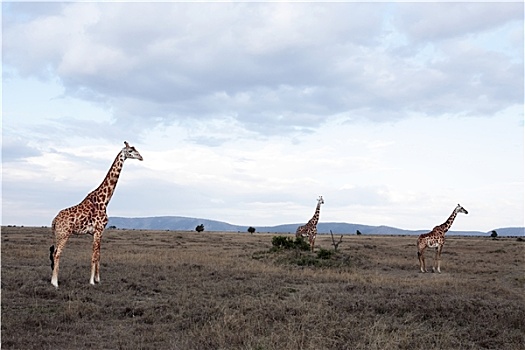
[294,237,311,251]
[271,236,294,249]
[271,236,310,251]
[316,248,333,260]
[296,256,320,267]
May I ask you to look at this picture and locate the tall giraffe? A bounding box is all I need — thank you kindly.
[417,204,468,273]
[49,142,143,288]
[296,196,324,251]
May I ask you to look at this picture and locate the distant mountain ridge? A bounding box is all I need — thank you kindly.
[107,216,524,237]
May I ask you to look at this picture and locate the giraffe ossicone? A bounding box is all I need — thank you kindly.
[417,204,468,273]
[296,196,324,252]
[49,141,143,288]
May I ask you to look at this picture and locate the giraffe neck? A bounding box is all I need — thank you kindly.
[88,151,125,206]
[438,208,459,233]
[308,202,322,226]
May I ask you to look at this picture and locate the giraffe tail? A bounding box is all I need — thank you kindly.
[49,245,55,271]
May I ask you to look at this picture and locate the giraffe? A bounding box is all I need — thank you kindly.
[417,204,468,273]
[49,141,143,288]
[296,196,324,252]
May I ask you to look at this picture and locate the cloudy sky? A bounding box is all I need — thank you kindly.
[2,2,523,232]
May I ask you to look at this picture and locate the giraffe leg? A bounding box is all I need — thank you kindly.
[418,250,426,273]
[51,240,67,288]
[432,246,442,273]
[310,229,318,252]
[435,245,443,273]
[90,231,102,285]
[417,241,427,273]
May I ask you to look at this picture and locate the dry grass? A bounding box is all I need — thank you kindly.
[2,226,524,349]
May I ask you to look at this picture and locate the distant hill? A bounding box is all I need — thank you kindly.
[108,216,240,232]
[489,227,525,237]
[107,216,523,237]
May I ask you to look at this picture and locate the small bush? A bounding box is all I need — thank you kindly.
[271,236,310,251]
[296,256,320,267]
[316,248,333,260]
[294,237,311,251]
[271,236,293,249]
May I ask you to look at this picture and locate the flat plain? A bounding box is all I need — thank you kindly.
[1,226,524,350]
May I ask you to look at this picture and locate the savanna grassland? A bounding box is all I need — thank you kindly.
[2,226,524,350]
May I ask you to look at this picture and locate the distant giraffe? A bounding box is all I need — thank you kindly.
[49,142,143,288]
[417,204,468,273]
[296,196,324,251]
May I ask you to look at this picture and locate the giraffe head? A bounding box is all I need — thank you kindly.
[456,204,468,215]
[121,141,143,161]
[318,196,324,205]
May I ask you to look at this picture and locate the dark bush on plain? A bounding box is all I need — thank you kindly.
[271,236,310,251]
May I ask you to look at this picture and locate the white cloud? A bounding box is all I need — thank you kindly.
[4,2,521,136]
[393,3,523,43]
